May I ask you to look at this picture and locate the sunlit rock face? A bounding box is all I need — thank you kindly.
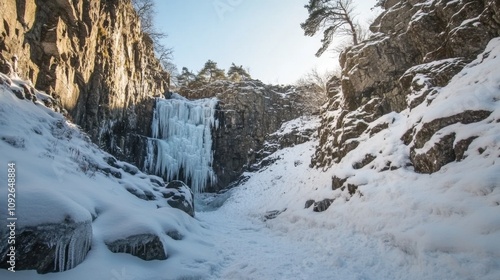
[0,0,169,167]
[312,0,500,169]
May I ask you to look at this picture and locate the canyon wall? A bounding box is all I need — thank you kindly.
[312,0,500,172]
[0,0,168,166]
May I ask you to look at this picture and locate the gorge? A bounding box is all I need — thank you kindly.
[1,0,500,279]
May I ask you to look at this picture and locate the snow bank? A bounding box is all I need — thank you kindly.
[0,74,217,278]
[209,38,500,279]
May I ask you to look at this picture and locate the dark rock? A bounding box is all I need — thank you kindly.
[400,58,467,109]
[347,184,358,196]
[455,136,479,161]
[313,199,334,212]
[21,83,36,102]
[162,181,195,217]
[304,199,315,209]
[411,133,456,174]
[106,234,167,261]
[412,110,491,149]
[121,163,139,175]
[0,220,92,273]
[263,209,287,221]
[332,176,347,191]
[369,122,389,136]
[353,154,377,170]
[1,136,26,149]
[99,167,122,179]
[125,187,153,201]
[12,89,25,99]
[190,80,326,191]
[166,231,183,241]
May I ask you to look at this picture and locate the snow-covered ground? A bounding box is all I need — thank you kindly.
[1,39,499,279]
[0,75,216,279]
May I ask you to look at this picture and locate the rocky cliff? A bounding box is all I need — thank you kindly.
[312,0,500,172]
[0,0,168,166]
[180,80,325,191]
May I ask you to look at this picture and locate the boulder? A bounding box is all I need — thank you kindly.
[162,181,195,217]
[0,220,92,274]
[106,234,167,261]
[313,199,334,213]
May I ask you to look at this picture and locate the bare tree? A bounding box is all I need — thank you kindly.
[301,0,361,57]
[131,0,175,72]
[296,68,337,94]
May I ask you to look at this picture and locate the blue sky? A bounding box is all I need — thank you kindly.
[153,0,379,84]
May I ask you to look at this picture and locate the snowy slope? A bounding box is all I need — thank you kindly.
[197,38,500,279]
[0,38,498,280]
[0,75,216,279]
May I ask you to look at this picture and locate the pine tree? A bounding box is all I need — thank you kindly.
[301,0,360,57]
[177,67,196,88]
[227,63,251,82]
[197,60,226,83]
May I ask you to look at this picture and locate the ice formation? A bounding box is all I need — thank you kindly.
[145,96,219,193]
[54,222,92,272]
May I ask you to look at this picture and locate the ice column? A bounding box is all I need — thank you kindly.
[145,96,219,193]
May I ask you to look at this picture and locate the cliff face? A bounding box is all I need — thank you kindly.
[312,0,500,170]
[181,80,326,191]
[0,0,168,165]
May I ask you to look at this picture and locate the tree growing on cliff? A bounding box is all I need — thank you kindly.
[177,67,196,88]
[197,60,226,83]
[227,63,251,82]
[301,0,361,57]
[296,68,336,94]
[132,0,175,74]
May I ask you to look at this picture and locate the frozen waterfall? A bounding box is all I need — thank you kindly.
[145,95,219,193]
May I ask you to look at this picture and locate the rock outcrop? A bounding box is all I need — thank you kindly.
[162,180,195,217]
[0,192,93,274]
[183,80,325,191]
[106,233,167,261]
[0,220,92,274]
[0,0,168,167]
[312,0,500,171]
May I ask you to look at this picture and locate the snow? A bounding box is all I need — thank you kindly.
[1,37,499,280]
[0,75,216,278]
[145,96,218,193]
[270,115,320,137]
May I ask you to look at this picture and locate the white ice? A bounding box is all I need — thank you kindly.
[145,96,219,193]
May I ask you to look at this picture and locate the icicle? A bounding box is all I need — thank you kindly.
[53,222,92,272]
[145,97,219,193]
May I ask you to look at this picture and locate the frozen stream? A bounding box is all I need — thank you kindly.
[193,189,409,280]
[196,199,339,280]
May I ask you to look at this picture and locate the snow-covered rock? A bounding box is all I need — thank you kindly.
[106,234,167,261]
[314,0,500,169]
[162,181,195,217]
[0,219,92,274]
[0,74,213,276]
[0,0,168,170]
